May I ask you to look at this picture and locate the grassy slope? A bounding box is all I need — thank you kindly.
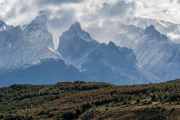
[0,80,179,120]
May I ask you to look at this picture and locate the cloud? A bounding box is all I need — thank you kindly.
[100,1,135,17]
[0,0,38,25]
[1,0,180,48]
[36,0,83,6]
[0,0,82,48]
[134,0,180,23]
[47,7,77,48]
[77,0,136,43]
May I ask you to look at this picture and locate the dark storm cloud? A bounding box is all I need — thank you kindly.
[100,1,136,17]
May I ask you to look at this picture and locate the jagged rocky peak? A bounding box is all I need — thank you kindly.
[68,21,92,42]
[19,11,55,49]
[0,20,6,27]
[108,41,136,64]
[35,11,47,24]
[145,25,160,36]
[145,25,167,41]
[107,41,120,51]
[108,41,116,47]
[58,21,98,60]
[27,11,48,30]
[0,12,61,71]
[70,21,82,31]
[108,41,133,54]
[0,20,14,31]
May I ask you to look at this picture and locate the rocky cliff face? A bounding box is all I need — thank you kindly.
[0,12,60,71]
[0,15,92,87]
[58,22,161,85]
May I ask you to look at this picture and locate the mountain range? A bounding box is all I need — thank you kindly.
[0,13,179,87]
[108,21,180,81]
[58,22,160,85]
[0,13,91,87]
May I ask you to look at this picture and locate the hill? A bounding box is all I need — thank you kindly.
[0,80,179,120]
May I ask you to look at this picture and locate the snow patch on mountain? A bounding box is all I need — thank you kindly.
[124,16,180,43]
[0,15,93,87]
[107,21,180,81]
[0,13,60,71]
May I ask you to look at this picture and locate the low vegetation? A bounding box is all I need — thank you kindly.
[0,80,179,120]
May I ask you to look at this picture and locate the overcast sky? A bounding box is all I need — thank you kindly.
[1,0,180,48]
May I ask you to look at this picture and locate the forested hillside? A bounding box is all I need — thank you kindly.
[0,80,179,120]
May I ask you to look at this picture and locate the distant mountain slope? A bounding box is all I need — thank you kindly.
[84,17,180,81]
[136,25,180,80]
[58,22,160,85]
[125,17,180,43]
[110,22,180,81]
[0,58,91,88]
